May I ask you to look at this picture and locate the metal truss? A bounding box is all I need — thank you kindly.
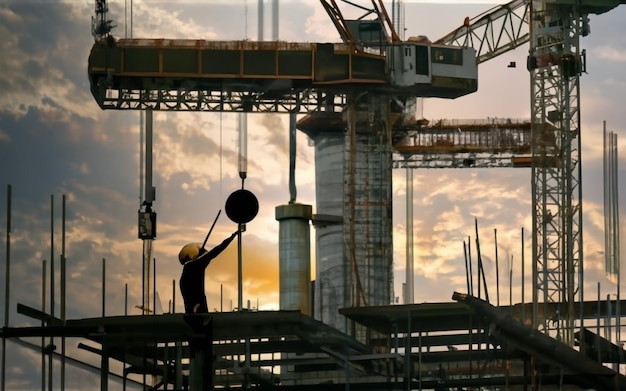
[393,153,524,169]
[96,86,347,113]
[530,0,583,346]
[435,0,530,64]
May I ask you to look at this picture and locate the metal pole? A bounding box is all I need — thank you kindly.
[145,108,154,205]
[406,167,414,304]
[602,121,612,273]
[612,132,620,345]
[61,194,66,391]
[509,254,513,314]
[123,283,127,391]
[101,258,107,391]
[1,184,11,391]
[495,228,499,307]
[257,0,264,42]
[102,258,106,317]
[468,236,473,296]
[143,108,154,315]
[463,241,470,294]
[521,227,525,321]
[172,279,176,314]
[271,0,278,41]
[237,226,243,311]
[405,310,411,391]
[48,195,54,391]
[41,260,46,391]
[153,257,156,314]
[597,283,602,363]
[289,113,297,203]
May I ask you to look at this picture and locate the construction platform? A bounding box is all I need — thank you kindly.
[3,294,626,390]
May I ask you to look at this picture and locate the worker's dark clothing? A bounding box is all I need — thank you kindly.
[180,232,237,314]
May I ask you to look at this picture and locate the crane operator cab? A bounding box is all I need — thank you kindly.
[386,38,478,99]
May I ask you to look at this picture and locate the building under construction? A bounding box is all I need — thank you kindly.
[3,0,626,390]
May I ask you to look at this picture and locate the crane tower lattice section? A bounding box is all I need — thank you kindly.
[529,0,584,345]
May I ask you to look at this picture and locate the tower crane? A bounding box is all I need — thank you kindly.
[86,0,625,346]
[88,0,478,336]
[434,0,625,346]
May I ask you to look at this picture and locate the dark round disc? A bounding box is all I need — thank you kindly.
[225,189,259,224]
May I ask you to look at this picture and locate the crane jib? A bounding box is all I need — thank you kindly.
[87,39,478,111]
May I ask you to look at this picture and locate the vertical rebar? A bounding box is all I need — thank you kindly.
[495,228,499,307]
[61,194,66,391]
[124,283,127,390]
[521,227,525,321]
[153,257,156,315]
[101,258,107,391]
[102,258,106,318]
[41,260,46,391]
[597,283,602,363]
[172,279,176,314]
[509,254,513,312]
[1,184,11,391]
[463,241,470,295]
[48,195,54,391]
[468,236,473,296]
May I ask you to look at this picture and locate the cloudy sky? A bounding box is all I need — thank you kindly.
[1,0,625,389]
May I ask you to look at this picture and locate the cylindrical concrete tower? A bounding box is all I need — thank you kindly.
[275,203,312,315]
[313,131,346,330]
[298,106,393,338]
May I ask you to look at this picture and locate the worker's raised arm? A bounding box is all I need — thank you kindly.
[196,231,238,268]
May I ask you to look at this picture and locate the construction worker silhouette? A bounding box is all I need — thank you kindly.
[178,231,237,390]
[178,231,238,314]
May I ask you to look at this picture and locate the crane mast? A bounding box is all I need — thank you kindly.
[529,0,584,345]
[435,0,626,346]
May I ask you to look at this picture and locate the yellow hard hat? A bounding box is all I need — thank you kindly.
[178,243,202,264]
